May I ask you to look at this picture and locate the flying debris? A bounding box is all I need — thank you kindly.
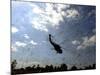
[49,34,63,54]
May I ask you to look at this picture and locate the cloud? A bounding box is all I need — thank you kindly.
[31,3,64,27]
[24,34,30,39]
[72,29,96,50]
[16,61,43,68]
[88,9,95,17]
[12,26,19,33]
[77,35,96,50]
[30,3,79,32]
[12,40,38,52]
[31,19,48,32]
[56,4,70,12]
[66,9,79,18]
[72,40,80,45]
[32,4,45,14]
[15,41,27,47]
[11,45,17,52]
[30,40,37,45]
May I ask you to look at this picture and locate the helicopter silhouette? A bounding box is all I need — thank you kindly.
[49,34,63,54]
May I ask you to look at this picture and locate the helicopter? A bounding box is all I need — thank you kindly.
[49,34,63,54]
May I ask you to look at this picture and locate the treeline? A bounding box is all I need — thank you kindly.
[11,60,96,75]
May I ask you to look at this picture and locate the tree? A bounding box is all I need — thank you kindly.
[60,64,68,71]
[11,60,17,70]
[71,65,77,70]
[11,60,17,75]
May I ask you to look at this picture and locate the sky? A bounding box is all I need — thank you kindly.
[11,1,96,69]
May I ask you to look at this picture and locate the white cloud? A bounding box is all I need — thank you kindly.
[72,40,80,45]
[31,20,48,32]
[66,9,79,18]
[56,4,70,12]
[12,26,19,33]
[32,4,44,14]
[47,11,63,26]
[12,40,37,52]
[77,35,96,50]
[30,3,79,32]
[30,40,37,45]
[45,3,54,12]
[15,41,27,47]
[24,34,30,39]
[45,3,65,26]
[11,45,17,52]
[30,3,66,32]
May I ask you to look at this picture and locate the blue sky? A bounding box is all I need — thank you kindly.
[11,1,96,69]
